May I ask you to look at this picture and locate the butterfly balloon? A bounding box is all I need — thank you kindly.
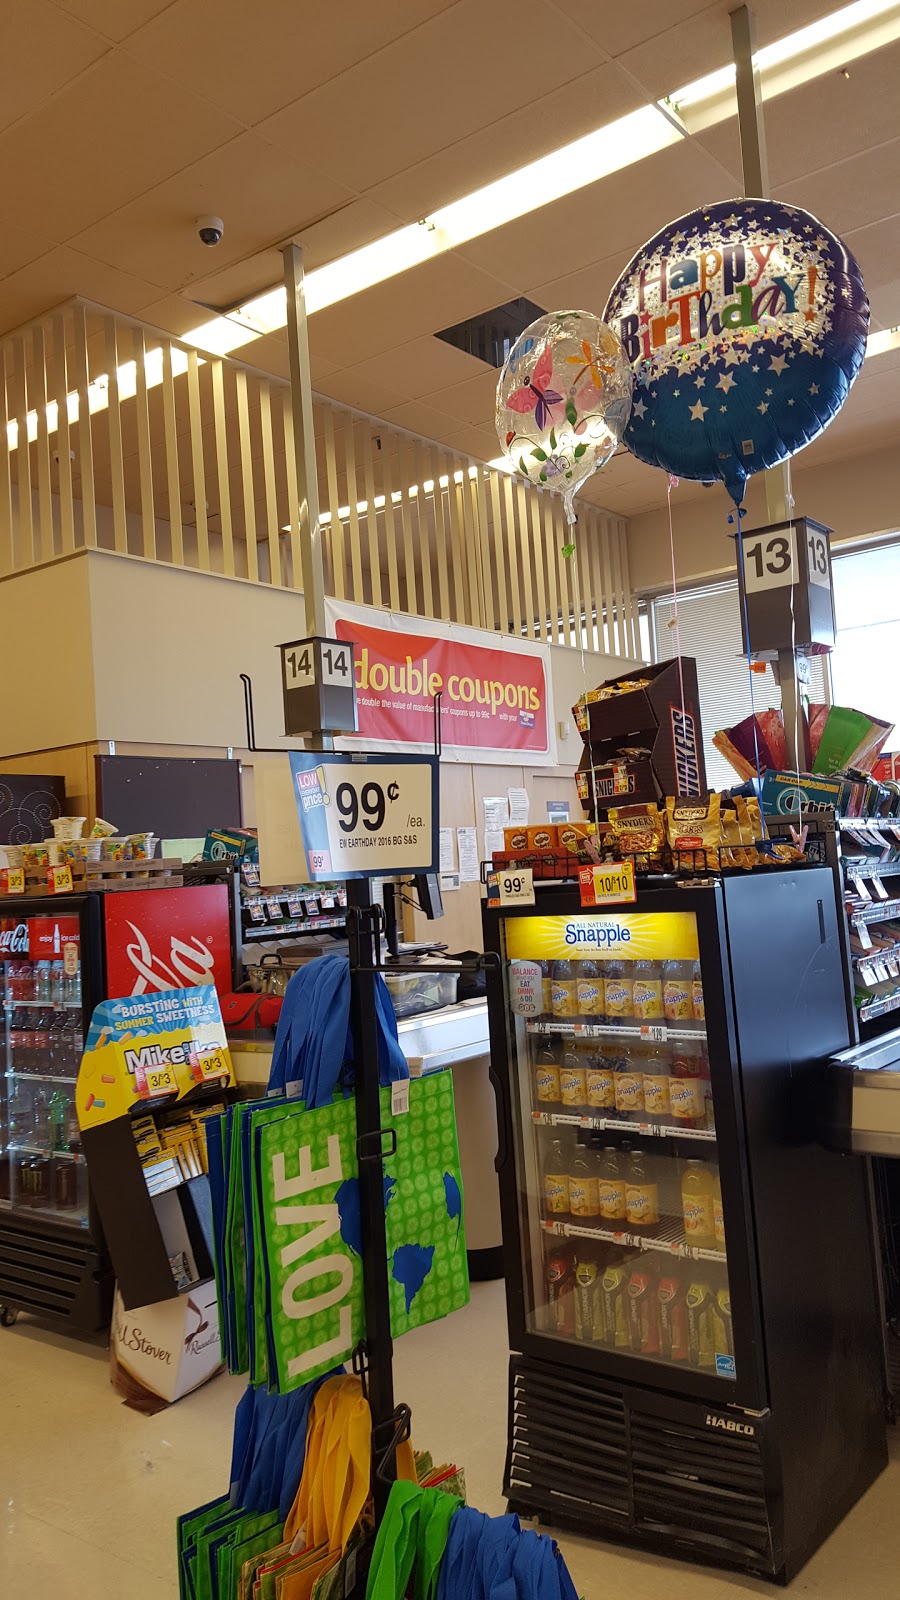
[496,310,633,522]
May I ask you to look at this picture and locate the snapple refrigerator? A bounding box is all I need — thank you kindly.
[483,868,886,1583]
[0,882,234,1331]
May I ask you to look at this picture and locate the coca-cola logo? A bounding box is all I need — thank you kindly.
[123,920,216,996]
[0,922,28,954]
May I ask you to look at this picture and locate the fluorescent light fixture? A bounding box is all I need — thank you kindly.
[667,0,900,128]
[866,326,900,357]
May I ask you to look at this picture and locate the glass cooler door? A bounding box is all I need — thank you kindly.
[503,907,739,1386]
[2,909,88,1227]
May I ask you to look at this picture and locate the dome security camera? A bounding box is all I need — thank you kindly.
[197,215,224,247]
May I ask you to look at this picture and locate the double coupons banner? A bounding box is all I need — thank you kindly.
[324,596,555,763]
[76,985,235,1131]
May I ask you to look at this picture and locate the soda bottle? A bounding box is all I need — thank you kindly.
[543,1136,571,1218]
[691,961,705,1023]
[640,1047,670,1123]
[658,1274,689,1362]
[544,1245,575,1335]
[625,1148,659,1231]
[48,1089,68,1153]
[627,1267,660,1355]
[613,1048,643,1121]
[49,1012,68,1077]
[559,1045,588,1113]
[603,959,633,1021]
[669,1044,706,1129]
[9,1007,25,1076]
[632,960,663,1021]
[600,1261,629,1347]
[35,961,51,1002]
[585,1049,615,1114]
[50,961,64,1003]
[597,1146,627,1222]
[64,1016,83,1076]
[32,1009,52,1077]
[713,1173,726,1248]
[568,1143,600,1219]
[662,960,692,1026]
[686,1281,715,1367]
[574,1252,604,1342]
[576,958,605,1019]
[533,1040,560,1109]
[681,1161,716,1247]
[551,959,578,1019]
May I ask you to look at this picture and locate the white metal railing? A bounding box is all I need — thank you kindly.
[0,297,637,655]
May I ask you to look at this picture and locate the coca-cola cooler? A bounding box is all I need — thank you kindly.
[0,880,234,1332]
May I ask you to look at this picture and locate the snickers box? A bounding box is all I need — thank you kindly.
[575,659,706,812]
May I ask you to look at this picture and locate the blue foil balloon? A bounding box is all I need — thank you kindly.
[603,199,869,505]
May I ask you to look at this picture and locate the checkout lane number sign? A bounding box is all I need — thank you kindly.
[288,751,438,880]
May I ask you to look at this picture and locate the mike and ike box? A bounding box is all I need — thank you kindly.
[574,658,706,810]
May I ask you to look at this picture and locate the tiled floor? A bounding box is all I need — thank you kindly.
[1,1281,898,1596]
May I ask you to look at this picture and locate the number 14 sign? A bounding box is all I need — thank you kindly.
[737,517,835,660]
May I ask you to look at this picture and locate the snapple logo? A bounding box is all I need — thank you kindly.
[564,921,631,948]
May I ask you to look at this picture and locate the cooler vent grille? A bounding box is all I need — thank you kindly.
[0,1213,106,1324]
[631,1405,771,1562]
[507,1358,629,1520]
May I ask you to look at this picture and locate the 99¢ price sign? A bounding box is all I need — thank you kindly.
[289,751,438,879]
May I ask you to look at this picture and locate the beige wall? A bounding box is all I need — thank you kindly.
[0,556,96,757]
[626,443,900,595]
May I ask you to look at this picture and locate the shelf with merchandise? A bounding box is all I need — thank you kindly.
[541,1214,726,1264]
[242,915,346,941]
[524,1020,707,1044]
[3,999,83,1011]
[532,1109,716,1143]
[5,1071,77,1084]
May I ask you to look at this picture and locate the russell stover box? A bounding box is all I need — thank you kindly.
[574,659,706,812]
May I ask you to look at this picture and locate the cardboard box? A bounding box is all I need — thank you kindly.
[110,1279,222,1412]
[575,659,706,812]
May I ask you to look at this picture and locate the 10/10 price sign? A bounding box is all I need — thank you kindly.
[288,752,438,879]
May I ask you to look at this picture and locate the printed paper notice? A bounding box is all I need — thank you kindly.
[483,795,509,833]
[457,827,479,883]
[507,787,529,827]
[439,828,456,875]
[484,830,504,861]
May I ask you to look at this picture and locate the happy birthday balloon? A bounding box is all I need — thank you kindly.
[495,310,632,522]
[603,199,869,505]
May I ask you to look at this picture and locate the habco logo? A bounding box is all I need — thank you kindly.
[124,920,216,996]
[705,1413,756,1436]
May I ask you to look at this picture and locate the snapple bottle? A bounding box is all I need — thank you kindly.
[576,958,605,1020]
[669,1043,706,1130]
[632,960,663,1021]
[551,959,579,1019]
[663,960,693,1027]
[603,960,634,1022]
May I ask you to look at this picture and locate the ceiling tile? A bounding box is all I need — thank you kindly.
[441,422,500,460]
[0,54,242,242]
[70,133,354,293]
[380,398,463,439]
[0,221,59,284]
[619,0,830,100]
[338,335,485,400]
[0,2,110,134]
[367,60,644,223]
[458,141,735,297]
[774,137,900,240]
[845,214,900,328]
[258,0,606,193]
[314,370,409,418]
[527,249,640,318]
[551,0,716,59]
[0,248,166,337]
[125,0,456,127]
[421,370,497,426]
[51,0,175,42]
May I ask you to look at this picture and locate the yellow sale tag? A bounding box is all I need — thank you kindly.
[138,1062,178,1098]
[3,867,25,895]
[578,860,636,908]
[50,863,73,894]
[194,1048,231,1085]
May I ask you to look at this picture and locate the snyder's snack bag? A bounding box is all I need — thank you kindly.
[602,802,665,858]
[665,794,722,868]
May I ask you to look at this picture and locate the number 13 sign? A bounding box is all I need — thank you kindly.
[737,516,835,659]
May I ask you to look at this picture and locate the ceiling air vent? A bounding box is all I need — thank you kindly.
[435,298,545,368]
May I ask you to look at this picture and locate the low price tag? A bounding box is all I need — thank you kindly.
[578,860,636,907]
[0,867,24,895]
[497,867,535,907]
[289,751,438,880]
[48,863,73,894]
[190,1049,232,1088]
[134,1059,178,1098]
